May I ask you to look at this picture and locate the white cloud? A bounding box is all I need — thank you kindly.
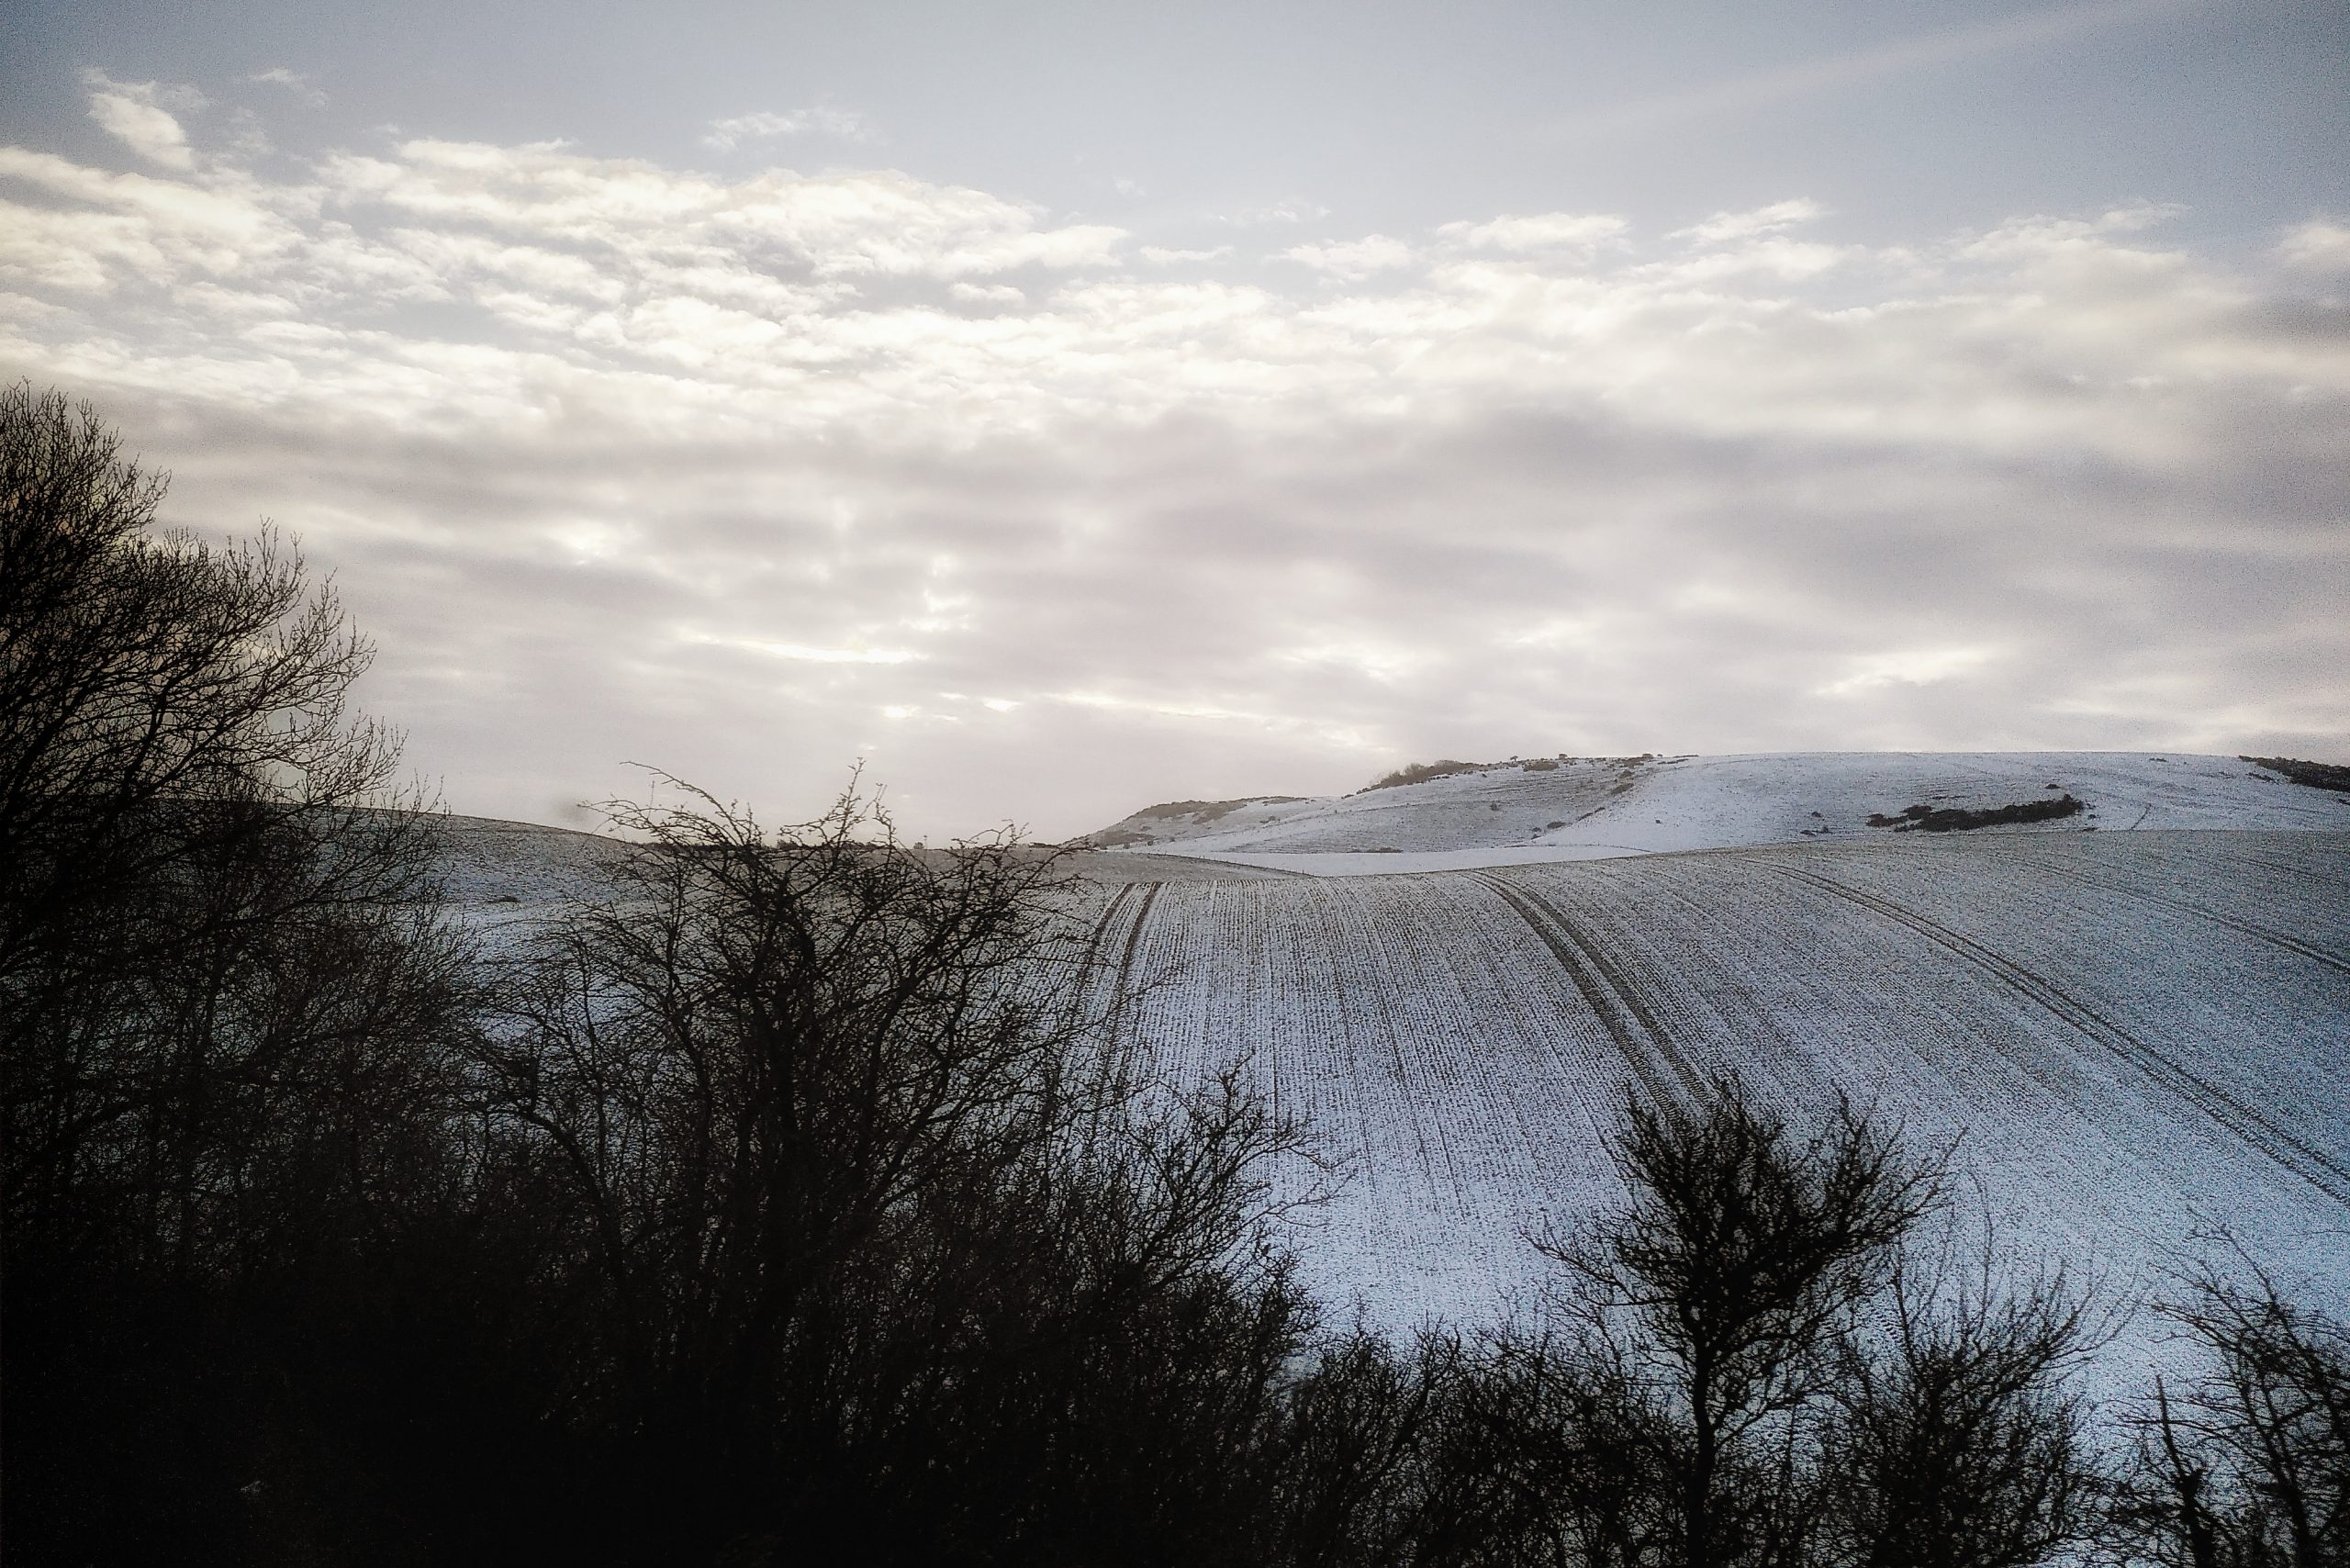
[1437,212,1628,254]
[1548,0,2203,141]
[313,139,1126,280]
[81,70,204,170]
[1817,646,1999,698]
[711,638,920,665]
[1,114,2342,835]
[1140,244,1234,264]
[701,106,875,151]
[1673,198,1824,244]
[1214,200,1330,226]
[2277,218,2350,273]
[1279,235,1417,279]
[248,67,328,108]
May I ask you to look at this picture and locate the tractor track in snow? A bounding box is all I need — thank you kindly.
[2156,841,2350,897]
[1078,883,1139,989]
[2009,855,2350,978]
[1472,872,1707,1113]
[1769,865,2350,1210]
[1090,882,1164,1058]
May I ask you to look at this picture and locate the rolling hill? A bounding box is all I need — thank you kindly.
[436,754,2350,1334]
[1062,828,2350,1327]
[1076,751,2350,874]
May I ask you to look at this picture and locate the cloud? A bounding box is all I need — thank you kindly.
[1673,198,1825,244]
[2278,218,2350,273]
[1,110,2343,836]
[1279,235,1417,279]
[701,106,876,151]
[949,281,1023,304]
[81,70,204,170]
[1437,212,1628,255]
[1140,244,1234,264]
[1214,200,1330,226]
[248,67,328,108]
[1549,0,2206,140]
[311,138,1125,280]
[1816,646,1998,698]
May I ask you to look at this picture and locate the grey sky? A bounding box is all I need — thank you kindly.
[2,1,2345,836]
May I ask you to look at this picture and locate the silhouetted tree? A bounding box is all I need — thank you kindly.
[1264,1086,2107,1568]
[1,383,473,1564]
[1820,1254,2102,1568]
[2119,1260,2350,1568]
[475,778,1326,1564]
[1535,1082,1943,1568]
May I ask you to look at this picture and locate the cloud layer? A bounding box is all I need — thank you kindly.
[3,82,2344,834]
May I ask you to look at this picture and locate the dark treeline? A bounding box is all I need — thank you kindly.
[5,383,2346,1567]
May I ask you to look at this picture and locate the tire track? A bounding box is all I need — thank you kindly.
[1077,882,1138,991]
[2011,855,2350,977]
[1770,864,2350,1210]
[2135,839,2350,898]
[1472,872,1707,1113]
[1113,882,1164,995]
[1093,882,1163,1062]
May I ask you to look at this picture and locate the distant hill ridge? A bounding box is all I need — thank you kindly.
[1077,751,2350,865]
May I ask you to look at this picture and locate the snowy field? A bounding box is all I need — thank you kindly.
[434,755,2350,1339]
[1061,829,2350,1331]
[1080,752,2350,873]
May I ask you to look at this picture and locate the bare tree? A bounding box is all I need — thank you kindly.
[2,384,471,1563]
[2121,1258,2350,1568]
[1533,1081,1943,1568]
[2,381,449,1258]
[1821,1248,2104,1568]
[476,777,1325,1563]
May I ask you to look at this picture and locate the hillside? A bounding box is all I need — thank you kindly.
[426,783,2350,1334]
[1077,752,2350,873]
[1062,828,2350,1326]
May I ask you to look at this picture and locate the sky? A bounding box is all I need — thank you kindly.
[2,0,2346,839]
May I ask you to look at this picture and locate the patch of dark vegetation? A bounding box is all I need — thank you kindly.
[1079,796,1311,846]
[1362,758,1485,791]
[2244,756,2350,794]
[1868,794,2085,832]
[1360,753,1658,792]
[1134,796,1299,823]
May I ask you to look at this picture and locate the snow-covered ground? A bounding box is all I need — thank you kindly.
[431,764,2350,1343]
[1080,752,2349,874]
[1065,828,2350,1330]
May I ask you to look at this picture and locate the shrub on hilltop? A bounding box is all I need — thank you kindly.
[1867,795,2085,833]
[1364,758,1486,791]
[2244,756,2350,794]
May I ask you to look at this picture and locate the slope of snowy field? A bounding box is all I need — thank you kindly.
[426,805,2350,1338]
[1063,829,2350,1327]
[1080,753,2350,874]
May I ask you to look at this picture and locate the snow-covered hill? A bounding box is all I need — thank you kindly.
[1078,752,2349,874]
[427,778,2350,1338]
[1065,828,2350,1327]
